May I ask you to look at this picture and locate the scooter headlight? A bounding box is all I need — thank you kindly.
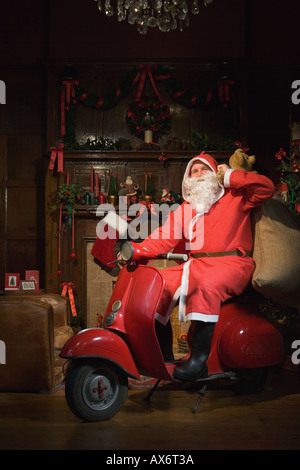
[104,300,122,326]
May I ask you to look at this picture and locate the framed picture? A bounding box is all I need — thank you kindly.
[5,273,20,291]
[20,280,36,292]
[25,270,39,290]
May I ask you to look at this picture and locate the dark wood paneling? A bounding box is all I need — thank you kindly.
[0,68,46,290]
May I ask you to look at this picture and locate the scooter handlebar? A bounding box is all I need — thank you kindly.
[164,253,188,261]
[120,241,188,263]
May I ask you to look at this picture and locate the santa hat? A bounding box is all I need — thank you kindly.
[91,211,128,267]
[182,152,222,201]
[183,151,218,178]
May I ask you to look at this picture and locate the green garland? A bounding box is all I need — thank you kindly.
[72,65,233,110]
[61,64,235,150]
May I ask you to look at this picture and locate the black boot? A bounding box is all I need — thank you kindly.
[173,321,215,381]
[155,320,174,362]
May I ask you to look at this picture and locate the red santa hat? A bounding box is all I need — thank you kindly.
[183,151,219,180]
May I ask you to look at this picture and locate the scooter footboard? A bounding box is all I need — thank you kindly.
[60,328,140,379]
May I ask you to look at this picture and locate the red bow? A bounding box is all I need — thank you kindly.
[49,143,64,173]
[138,200,157,216]
[135,65,166,105]
[60,282,77,317]
[61,80,79,137]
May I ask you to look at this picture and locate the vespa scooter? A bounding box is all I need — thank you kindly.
[60,241,284,422]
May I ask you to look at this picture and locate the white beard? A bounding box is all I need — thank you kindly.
[183,171,223,214]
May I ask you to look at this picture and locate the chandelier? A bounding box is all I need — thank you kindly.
[93,0,213,34]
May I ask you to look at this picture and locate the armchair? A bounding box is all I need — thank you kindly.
[0,293,74,392]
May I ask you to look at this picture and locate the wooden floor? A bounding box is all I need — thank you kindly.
[0,366,300,451]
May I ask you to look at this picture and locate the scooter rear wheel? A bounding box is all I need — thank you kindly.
[232,367,269,395]
[65,360,128,421]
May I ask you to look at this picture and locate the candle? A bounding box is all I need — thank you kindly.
[66,173,70,185]
[91,167,94,193]
[95,173,99,197]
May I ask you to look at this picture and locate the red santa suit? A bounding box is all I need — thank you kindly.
[138,152,275,326]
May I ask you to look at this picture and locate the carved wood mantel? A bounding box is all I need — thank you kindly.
[45,150,228,327]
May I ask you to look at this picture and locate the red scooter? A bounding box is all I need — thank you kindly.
[60,241,284,422]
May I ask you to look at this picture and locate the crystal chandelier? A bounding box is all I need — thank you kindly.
[93,0,213,34]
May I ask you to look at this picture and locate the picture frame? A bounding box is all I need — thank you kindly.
[20,280,36,292]
[5,273,20,291]
[25,270,39,290]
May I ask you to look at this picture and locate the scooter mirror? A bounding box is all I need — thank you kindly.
[120,241,134,261]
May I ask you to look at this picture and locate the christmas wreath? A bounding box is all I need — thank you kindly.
[126,96,171,141]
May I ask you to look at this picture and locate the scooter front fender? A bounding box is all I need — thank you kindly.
[60,328,140,379]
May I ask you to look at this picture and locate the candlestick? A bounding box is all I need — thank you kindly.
[91,167,94,193]
[95,173,99,197]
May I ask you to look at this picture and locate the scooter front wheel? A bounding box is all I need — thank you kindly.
[65,360,128,421]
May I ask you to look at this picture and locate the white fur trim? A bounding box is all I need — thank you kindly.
[102,211,128,236]
[178,259,192,319]
[155,286,181,325]
[180,312,219,323]
[223,168,234,188]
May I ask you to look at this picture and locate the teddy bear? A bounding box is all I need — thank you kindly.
[216,147,256,184]
[229,148,256,171]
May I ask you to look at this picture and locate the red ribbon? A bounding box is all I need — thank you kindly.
[138,200,157,216]
[135,65,166,105]
[58,203,63,267]
[61,80,79,137]
[60,282,77,317]
[49,143,64,173]
[217,80,234,107]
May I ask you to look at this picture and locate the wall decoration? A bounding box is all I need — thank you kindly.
[276,142,300,215]
[5,273,20,291]
[56,64,235,152]
[126,96,171,141]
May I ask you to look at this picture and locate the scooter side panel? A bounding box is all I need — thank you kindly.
[217,302,284,369]
[60,328,140,379]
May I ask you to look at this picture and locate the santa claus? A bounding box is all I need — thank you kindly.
[120,151,275,382]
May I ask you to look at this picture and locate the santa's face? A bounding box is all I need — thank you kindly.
[190,162,212,178]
